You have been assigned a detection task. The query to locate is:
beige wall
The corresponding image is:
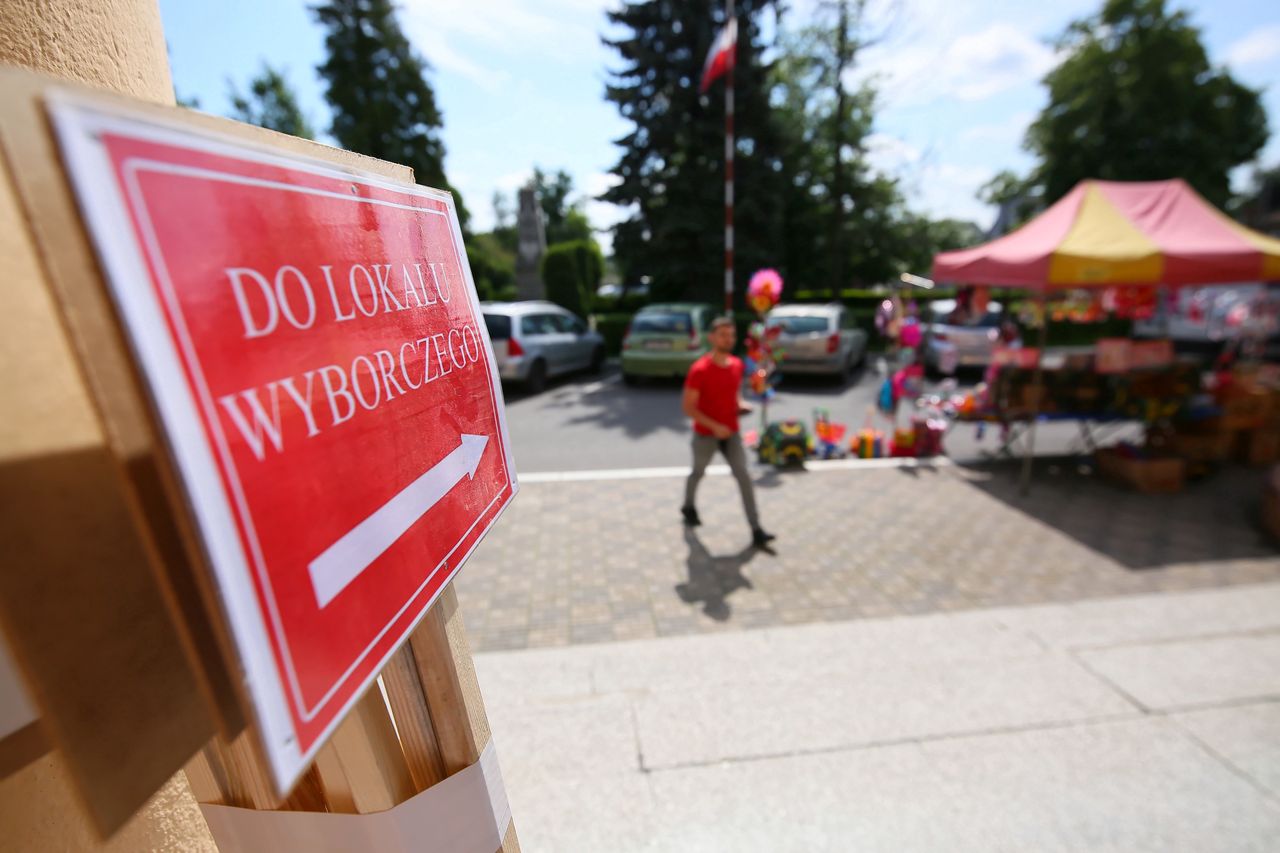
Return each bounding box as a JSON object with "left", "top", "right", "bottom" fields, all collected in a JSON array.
[
  {"left": 0, "top": 756, "right": 215, "bottom": 853},
  {"left": 0, "top": 0, "right": 174, "bottom": 105},
  {"left": 0, "top": 1, "right": 215, "bottom": 849}
]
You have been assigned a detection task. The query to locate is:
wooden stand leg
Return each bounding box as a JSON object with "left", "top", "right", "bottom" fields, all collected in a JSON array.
[
  {"left": 381, "top": 645, "right": 447, "bottom": 790},
  {"left": 320, "top": 689, "right": 416, "bottom": 814},
  {"left": 411, "top": 583, "right": 519, "bottom": 852},
  {"left": 184, "top": 585, "right": 518, "bottom": 848}
]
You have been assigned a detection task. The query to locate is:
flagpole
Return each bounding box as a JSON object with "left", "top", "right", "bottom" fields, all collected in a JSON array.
[{"left": 724, "top": 0, "right": 735, "bottom": 316}]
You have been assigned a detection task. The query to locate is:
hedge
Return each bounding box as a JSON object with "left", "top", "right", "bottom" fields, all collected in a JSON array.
[
  {"left": 594, "top": 308, "right": 1133, "bottom": 357},
  {"left": 594, "top": 312, "right": 633, "bottom": 356},
  {"left": 542, "top": 240, "right": 603, "bottom": 317}
]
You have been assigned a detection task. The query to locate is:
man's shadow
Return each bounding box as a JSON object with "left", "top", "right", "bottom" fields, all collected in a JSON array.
[{"left": 674, "top": 527, "right": 759, "bottom": 622}]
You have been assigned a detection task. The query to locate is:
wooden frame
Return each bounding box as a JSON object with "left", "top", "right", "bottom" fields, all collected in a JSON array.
[{"left": 0, "top": 66, "right": 517, "bottom": 849}]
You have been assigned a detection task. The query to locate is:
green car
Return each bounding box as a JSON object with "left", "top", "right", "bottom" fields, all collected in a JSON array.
[{"left": 620, "top": 303, "right": 717, "bottom": 383}]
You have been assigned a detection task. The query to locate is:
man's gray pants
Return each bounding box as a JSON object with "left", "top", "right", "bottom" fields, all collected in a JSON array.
[{"left": 684, "top": 433, "right": 760, "bottom": 529}]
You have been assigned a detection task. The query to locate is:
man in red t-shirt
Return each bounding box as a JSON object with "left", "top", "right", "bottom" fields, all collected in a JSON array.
[{"left": 682, "top": 317, "right": 775, "bottom": 549}]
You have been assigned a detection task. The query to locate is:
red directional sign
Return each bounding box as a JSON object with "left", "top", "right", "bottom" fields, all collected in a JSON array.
[{"left": 51, "top": 97, "right": 517, "bottom": 790}]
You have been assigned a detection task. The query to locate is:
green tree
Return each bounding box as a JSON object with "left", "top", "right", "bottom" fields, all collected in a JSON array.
[
  {"left": 540, "top": 240, "right": 602, "bottom": 317},
  {"left": 228, "top": 64, "right": 315, "bottom": 139},
  {"left": 895, "top": 216, "right": 983, "bottom": 275},
  {"left": 466, "top": 231, "right": 516, "bottom": 301},
  {"left": 1229, "top": 161, "right": 1280, "bottom": 234},
  {"left": 770, "top": 4, "right": 913, "bottom": 291},
  {"left": 1027, "top": 0, "right": 1268, "bottom": 207},
  {"left": 526, "top": 168, "right": 595, "bottom": 244},
  {"left": 311, "top": 0, "right": 468, "bottom": 225},
  {"left": 531, "top": 167, "right": 572, "bottom": 238},
  {"left": 977, "top": 169, "right": 1039, "bottom": 232},
  {"left": 603, "top": 0, "right": 788, "bottom": 307}
]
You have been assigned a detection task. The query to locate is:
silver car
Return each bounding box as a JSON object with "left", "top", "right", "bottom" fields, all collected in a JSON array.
[
  {"left": 766, "top": 303, "right": 868, "bottom": 380},
  {"left": 923, "top": 299, "right": 1005, "bottom": 375},
  {"left": 482, "top": 301, "right": 606, "bottom": 393}
]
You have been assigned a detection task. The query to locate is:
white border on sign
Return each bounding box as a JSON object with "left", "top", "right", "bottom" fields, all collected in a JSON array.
[{"left": 47, "top": 91, "right": 519, "bottom": 793}]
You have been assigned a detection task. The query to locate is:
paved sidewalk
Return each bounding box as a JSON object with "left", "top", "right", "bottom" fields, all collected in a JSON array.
[
  {"left": 456, "top": 461, "right": 1280, "bottom": 652},
  {"left": 478, "top": 582, "right": 1280, "bottom": 852}
]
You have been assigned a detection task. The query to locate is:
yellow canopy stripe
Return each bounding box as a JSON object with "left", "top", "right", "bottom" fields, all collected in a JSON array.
[{"left": 1047, "top": 184, "right": 1163, "bottom": 285}]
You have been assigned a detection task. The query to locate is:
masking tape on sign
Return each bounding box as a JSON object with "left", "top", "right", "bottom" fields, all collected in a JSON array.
[{"left": 199, "top": 740, "right": 511, "bottom": 852}]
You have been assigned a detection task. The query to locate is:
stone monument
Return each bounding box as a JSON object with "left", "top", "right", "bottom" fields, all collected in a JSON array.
[{"left": 515, "top": 185, "right": 547, "bottom": 301}]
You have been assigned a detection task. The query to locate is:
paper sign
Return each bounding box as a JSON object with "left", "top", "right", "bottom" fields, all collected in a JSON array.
[
  {"left": 51, "top": 95, "right": 517, "bottom": 791},
  {"left": 1095, "top": 338, "right": 1132, "bottom": 374}
]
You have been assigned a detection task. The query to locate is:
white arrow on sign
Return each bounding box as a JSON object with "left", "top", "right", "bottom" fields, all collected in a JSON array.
[{"left": 308, "top": 433, "right": 489, "bottom": 608}]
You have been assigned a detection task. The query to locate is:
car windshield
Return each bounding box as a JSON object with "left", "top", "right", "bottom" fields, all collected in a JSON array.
[
  {"left": 931, "top": 302, "right": 1003, "bottom": 328},
  {"left": 632, "top": 312, "right": 692, "bottom": 334},
  {"left": 483, "top": 313, "right": 511, "bottom": 340},
  {"left": 771, "top": 315, "right": 829, "bottom": 334}
]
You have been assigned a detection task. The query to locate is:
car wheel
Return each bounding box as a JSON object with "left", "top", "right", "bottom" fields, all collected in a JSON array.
[
  {"left": 525, "top": 359, "right": 548, "bottom": 394},
  {"left": 622, "top": 372, "right": 640, "bottom": 387},
  {"left": 589, "top": 346, "right": 605, "bottom": 374}
]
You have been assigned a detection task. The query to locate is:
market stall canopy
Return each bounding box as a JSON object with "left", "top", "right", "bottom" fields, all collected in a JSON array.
[{"left": 932, "top": 179, "right": 1280, "bottom": 288}]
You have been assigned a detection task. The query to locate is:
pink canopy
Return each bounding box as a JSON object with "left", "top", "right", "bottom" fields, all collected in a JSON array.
[{"left": 932, "top": 179, "right": 1280, "bottom": 288}]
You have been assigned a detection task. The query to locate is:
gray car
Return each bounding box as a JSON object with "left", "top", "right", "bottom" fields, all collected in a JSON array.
[
  {"left": 766, "top": 303, "right": 868, "bottom": 380},
  {"left": 482, "top": 301, "right": 606, "bottom": 393},
  {"left": 922, "top": 299, "right": 1004, "bottom": 376}
]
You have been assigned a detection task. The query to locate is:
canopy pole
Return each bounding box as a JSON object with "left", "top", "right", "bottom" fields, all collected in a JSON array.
[
  {"left": 1019, "top": 290, "right": 1048, "bottom": 495},
  {"left": 723, "top": 0, "right": 735, "bottom": 316}
]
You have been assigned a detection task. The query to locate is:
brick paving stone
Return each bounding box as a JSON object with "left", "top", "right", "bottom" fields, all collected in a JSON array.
[{"left": 455, "top": 462, "right": 1280, "bottom": 652}]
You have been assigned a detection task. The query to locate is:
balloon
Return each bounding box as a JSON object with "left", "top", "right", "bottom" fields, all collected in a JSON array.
[{"left": 747, "top": 268, "right": 785, "bottom": 314}]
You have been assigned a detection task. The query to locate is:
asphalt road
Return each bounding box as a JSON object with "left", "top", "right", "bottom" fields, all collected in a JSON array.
[{"left": 500, "top": 358, "right": 1139, "bottom": 474}]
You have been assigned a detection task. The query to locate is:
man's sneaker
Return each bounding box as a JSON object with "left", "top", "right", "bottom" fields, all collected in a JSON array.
[
  {"left": 752, "top": 527, "right": 777, "bottom": 548},
  {"left": 681, "top": 506, "right": 702, "bottom": 527}
]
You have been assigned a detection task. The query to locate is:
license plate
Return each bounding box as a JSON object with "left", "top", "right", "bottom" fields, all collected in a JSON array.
[{"left": 644, "top": 339, "right": 672, "bottom": 350}]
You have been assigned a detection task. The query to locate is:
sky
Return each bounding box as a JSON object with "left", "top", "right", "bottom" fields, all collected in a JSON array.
[{"left": 160, "top": 0, "right": 1280, "bottom": 251}]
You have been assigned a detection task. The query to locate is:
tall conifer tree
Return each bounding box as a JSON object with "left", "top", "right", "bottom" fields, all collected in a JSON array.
[
  {"left": 603, "top": 1, "right": 785, "bottom": 305},
  {"left": 312, "top": 0, "right": 468, "bottom": 226}
]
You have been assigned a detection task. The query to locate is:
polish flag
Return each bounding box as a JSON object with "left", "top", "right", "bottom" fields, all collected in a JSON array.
[{"left": 698, "top": 18, "right": 738, "bottom": 94}]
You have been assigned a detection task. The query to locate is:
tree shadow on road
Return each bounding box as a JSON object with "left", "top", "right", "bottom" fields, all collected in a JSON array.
[
  {"left": 675, "top": 527, "right": 759, "bottom": 621},
  {"left": 548, "top": 371, "right": 689, "bottom": 439}
]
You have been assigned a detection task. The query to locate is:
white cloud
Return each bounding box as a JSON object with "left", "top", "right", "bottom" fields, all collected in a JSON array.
[
  {"left": 959, "top": 110, "right": 1035, "bottom": 145},
  {"left": 865, "top": 21, "right": 1056, "bottom": 106},
  {"left": 577, "top": 172, "right": 624, "bottom": 255},
  {"left": 495, "top": 169, "right": 533, "bottom": 192},
  {"left": 864, "top": 132, "right": 995, "bottom": 227},
  {"left": 948, "top": 24, "right": 1056, "bottom": 99},
  {"left": 399, "top": 0, "right": 606, "bottom": 89},
  {"left": 865, "top": 133, "right": 924, "bottom": 173},
  {"left": 912, "top": 163, "right": 996, "bottom": 227},
  {"left": 582, "top": 171, "right": 620, "bottom": 197},
  {"left": 1226, "top": 24, "right": 1280, "bottom": 67}
]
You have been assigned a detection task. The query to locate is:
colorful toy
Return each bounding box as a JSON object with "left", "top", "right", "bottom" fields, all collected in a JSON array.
[
  {"left": 912, "top": 414, "right": 947, "bottom": 457},
  {"left": 812, "top": 409, "right": 847, "bottom": 459},
  {"left": 758, "top": 419, "right": 810, "bottom": 467},
  {"left": 891, "top": 428, "right": 916, "bottom": 457},
  {"left": 850, "top": 428, "right": 885, "bottom": 459}
]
